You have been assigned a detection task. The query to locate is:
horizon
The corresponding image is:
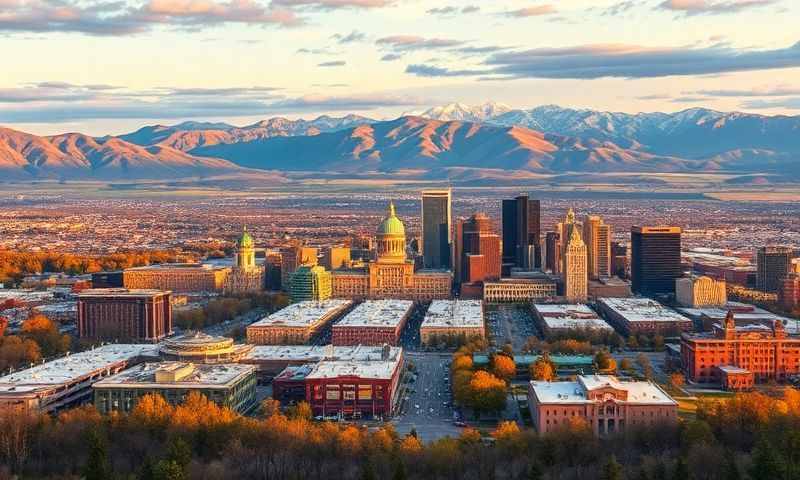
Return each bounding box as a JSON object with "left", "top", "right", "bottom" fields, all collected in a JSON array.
[{"left": 2, "top": 0, "right": 800, "bottom": 136}]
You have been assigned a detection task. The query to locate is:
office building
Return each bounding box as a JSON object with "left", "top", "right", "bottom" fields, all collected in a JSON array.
[
  {"left": 331, "top": 202, "right": 451, "bottom": 300},
  {"left": 587, "top": 277, "right": 632, "bottom": 299},
  {"left": 124, "top": 263, "right": 230, "bottom": 293},
  {"left": 93, "top": 362, "right": 257, "bottom": 415},
  {"left": 779, "top": 273, "right": 800, "bottom": 310},
  {"left": 322, "top": 246, "right": 351, "bottom": 270},
  {"left": 528, "top": 375, "right": 678, "bottom": 436},
  {"left": 460, "top": 212, "right": 501, "bottom": 285},
  {"left": 0, "top": 344, "right": 159, "bottom": 412},
  {"left": 675, "top": 275, "right": 727, "bottom": 307},
  {"left": 681, "top": 312, "right": 800, "bottom": 385},
  {"left": 453, "top": 218, "right": 464, "bottom": 285},
  {"left": 246, "top": 299, "right": 352, "bottom": 345},
  {"left": 757, "top": 246, "right": 794, "bottom": 293},
  {"left": 78, "top": 288, "right": 172, "bottom": 342},
  {"left": 557, "top": 209, "right": 582, "bottom": 262},
  {"left": 584, "top": 216, "right": 611, "bottom": 280},
  {"left": 502, "top": 195, "right": 541, "bottom": 270},
  {"left": 290, "top": 265, "right": 333, "bottom": 302},
  {"left": 596, "top": 297, "right": 693, "bottom": 335},
  {"left": 544, "top": 231, "right": 560, "bottom": 274},
  {"left": 421, "top": 190, "right": 452, "bottom": 269},
  {"left": 264, "top": 253, "right": 282, "bottom": 290},
  {"left": 630, "top": 226, "right": 682, "bottom": 296},
  {"left": 483, "top": 277, "right": 557, "bottom": 303},
  {"left": 331, "top": 299, "right": 414, "bottom": 346},
  {"left": 420, "top": 300, "right": 485, "bottom": 345},
  {"left": 160, "top": 331, "right": 253, "bottom": 364},
  {"left": 281, "top": 245, "right": 318, "bottom": 290},
  {"left": 225, "top": 227, "right": 265, "bottom": 294},
  {"left": 532, "top": 304, "right": 614, "bottom": 336},
  {"left": 563, "top": 227, "right": 588, "bottom": 303},
  {"left": 611, "top": 242, "right": 628, "bottom": 279}
]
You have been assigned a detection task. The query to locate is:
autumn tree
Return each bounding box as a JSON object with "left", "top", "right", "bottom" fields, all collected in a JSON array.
[
  {"left": 468, "top": 370, "right": 507, "bottom": 414},
  {"left": 20, "top": 314, "right": 70, "bottom": 357},
  {"left": 492, "top": 354, "right": 516, "bottom": 382},
  {"left": 636, "top": 353, "right": 654, "bottom": 380},
  {"left": 594, "top": 350, "right": 617, "bottom": 372},
  {"left": 530, "top": 353, "right": 556, "bottom": 381}
]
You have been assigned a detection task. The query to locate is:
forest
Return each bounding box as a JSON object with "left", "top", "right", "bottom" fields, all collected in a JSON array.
[{"left": 2, "top": 385, "right": 800, "bottom": 479}]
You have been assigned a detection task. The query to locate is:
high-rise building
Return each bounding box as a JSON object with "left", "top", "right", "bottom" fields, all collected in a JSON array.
[
  {"left": 453, "top": 218, "right": 464, "bottom": 285},
  {"left": 421, "top": 189, "right": 452, "bottom": 269},
  {"left": 756, "top": 246, "right": 794, "bottom": 293},
  {"left": 584, "top": 216, "right": 611, "bottom": 280},
  {"left": 78, "top": 288, "right": 172, "bottom": 342},
  {"left": 611, "top": 242, "right": 628, "bottom": 279},
  {"left": 630, "top": 226, "right": 682, "bottom": 296},
  {"left": 460, "top": 213, "right": 501, "bottom": 285},
  {"left": 544, "top": 231, "right": 560, "bottom": 274},
  {"left": 675, "top": 275, "right": 727, "bottom": 307},
  {"left": 322, "top": 246, "right": 351, "bottom": 271},
  {"left": 225, "top": 227, "right": 265, "bottom": 294},
  {"left": 280, "top": 245, "right": 318, "bottom": 289},
  {"left": 563, "top": 227, "right": 588, "bottom": 302},
  {"left": 501, "top": 194, "right": 541, "bottom": 270},
  {"left": 289, "top": 265, "right": 333, "bottom": 302}
]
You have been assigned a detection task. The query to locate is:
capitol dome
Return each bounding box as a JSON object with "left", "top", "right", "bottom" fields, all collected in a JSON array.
[
  {"left": 238, "top": 226, "right": 254, "bottom": 248},
  {"left": 376, "top": 201, "right": 405, "bottom": 236}
]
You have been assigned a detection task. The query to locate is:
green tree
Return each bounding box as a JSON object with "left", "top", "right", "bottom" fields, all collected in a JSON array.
[
  {"left": 601, "top": 455, "right": 623, "bottom": 480},
  {"left": 672, "top": 457, "right": 689, "bottom": 480},
  {"left": 392, "top": 460, "right": 407, "bottom": 480},
  {"left": 154, "top": 460, "right": 186, "bottom": 480},
  {"left": 527, "top": 461, "right": 543, "bottom": 480},
  {"left": 83, "top": 428, "right": 111, "bottom": 480},
  {"left": 749, "top": 439, "right": 786, "bottom": 480}
]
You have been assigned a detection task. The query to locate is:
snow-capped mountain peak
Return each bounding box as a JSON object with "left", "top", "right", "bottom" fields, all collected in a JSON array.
[{"left": 409, "top": 101, "right": 513, "bottom": 122}]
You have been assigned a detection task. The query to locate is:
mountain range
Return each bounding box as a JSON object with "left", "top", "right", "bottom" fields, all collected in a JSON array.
[{"left": 1, "top": 103, "right": 798, "bottom": 182}]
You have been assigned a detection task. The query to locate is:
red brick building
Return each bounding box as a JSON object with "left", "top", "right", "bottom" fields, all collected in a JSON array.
[
  {"left": 331, "top": 300, "right": 413, "bottom": 346},
  {"left": 78, "top": 289, "right": 172, "bottom": 342},
  {"left": 460, "top": 213, "right": 501, "bottom": 285},
  {"left": 717, "top": 366, "right": 754, "bottom": 391},
  {"left": 779, "top": 273, "right": 800, "bottom": 311},
  {"left": 681, "top": 311, "right": 800, "bottom": 384}
]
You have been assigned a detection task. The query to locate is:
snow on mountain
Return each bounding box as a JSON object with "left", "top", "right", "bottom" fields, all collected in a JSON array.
[{"left": 408, "top": 102, "right": 513, "bottom": 122}]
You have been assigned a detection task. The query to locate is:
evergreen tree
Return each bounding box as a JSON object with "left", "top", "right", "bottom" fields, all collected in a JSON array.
[
  {"left": 83, "top": 428, "right": 111, "bottom": 480},
  {"left": 749, "top": 439, "right": 786, "bottom": 480},
  {"left": 601, "top": 455, "right": 623, "bottom": 480},
  {"left": 154, "top": 460, "right": 186, "bottom": 480}
]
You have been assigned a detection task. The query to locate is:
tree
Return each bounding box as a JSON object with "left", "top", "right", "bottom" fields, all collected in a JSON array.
[
  {"left": 636, "top": 353, "right": 654, "bottom": 380},
  {"left": 492, "top": 354, "right": 516, "bottom": 382},
  {"left": 749, "top": 438, "right": 786, "bottom": 480},
  {"left": 653, "top": 335, "right": 665, "bottom": 351},
  {"left": 601, "top": 455, "right": 623, "bottom": 480},
  {"left": 669, "top": 373, "right": 685, "bottom": 391},
  {"left": 627, "top": 335, "right": 639, "bottom": 350},
  {"left": 260, "top": 398, "right": 282, "bottom": 418},
  {"left": 530, "top": 354, "right": 556, "bottom": 381},
  {"left": 20, "top": 314, "right": 70, "bottom": 357},
  {"left": 594, "top": 350, "right": 617, "bottom": 372},
  {"left": 286, "top": 401, "right": 313, "bottom": 420},
  {"left": 619, "top": 358, "right": 633, "bottom": 372},
  {"left": 468, "top": 370, "right": 507, "bottom": 413},
  {"left": 154, "top": 460, "right": 186, "bottom": 480},
  {"left": 83, "top": 428, "right": 111, "bottom": 480},
  {"left": 527, "top": 461, "right": 543, "bottom": 480},
  {"left": 392, "top": 460, "right": 407, "bottom": 480},
  {"left": 672, "top": 457, "right": 689, "bottom": 480}
]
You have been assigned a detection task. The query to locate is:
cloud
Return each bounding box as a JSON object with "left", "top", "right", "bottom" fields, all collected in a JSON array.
[
  {"left": 271, "top": 0, "right": 394, "bottom": 9},
  {"left": 484, "top": 41, "right": 800, "bottom": 79},
  {"left": 659, "top": 0, "right": 777, "bottom": 15},
  {"left": 264, "top": 93, "right": 428, "bottom": 111},
  {"left": 741, "top": 97, "right": 800, "bottom": 110},
  {"left": 427, "top": 5, "right": 480, "bottom": 15},
  {"left": 504, "top": 5, "right": 557, "bottom": 17},
  {"left": 689, "top": 86, "right": 800, "bottom": 97},
  {"left": 297, "top": 47, "right": 339, "bottom": 54},
  {"left": 376, "top": 35, "right": 464, "bottom": 51},
  {"left": 601, "top": 0, "right": 639, "bottom": 16},
  {"left": 318, "top": 60, "right": 346, "bottom": 67},
  {"left": 405, "top": 64, "right": 488, "bottom": 77},
  {"left": 454, "top": 45, "right": 508, "bottom": 56},
  {"left": 331, "top": 29, "right": 365, "bottom": 43},
  {"left": 635, "top": 94, "right": 672, "bottom": 100},
  {"left": 670, "top": 96, "right": 707, "bottom": 103},
  {"left": 0, "top": 0, "right": 301, "bottom": 35},
  {"left": 380, "top": 53, "right": 402, "bottom": 61}
]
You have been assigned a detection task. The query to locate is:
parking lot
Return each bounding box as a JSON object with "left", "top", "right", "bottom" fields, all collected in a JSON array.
[
  {"left": 393, "top": 351, "right": 462, "bottom": 442},
  {"left": 485, "top": 304, "right": 537, "bottom": 351}
]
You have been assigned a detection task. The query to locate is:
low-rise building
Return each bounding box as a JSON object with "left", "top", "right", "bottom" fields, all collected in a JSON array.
[
  {"left": 240, "top": 344, "right": 393, "bottom": 380},
  {"left": 93, "top": 362, "right": 257, "bottom": 415},
  {"left": 331, "top": 300, "right": 414, "bottom": 346},
  {"left": 0, "top": 344, "right": 159, "bottom": 412},
  {"left": 123, "top": 263, "right": 231, "bottom": 293},
  {"left": 160, "top": 331, "right": 253, "bottom": 364},
  {"left": 596, "top": 297, "right": 693, "bottom": 335},
  {"left": 78, "top": 288, "right": 172, "bottom": 342},
  {"left": 528, "top": 375, "right": 678, "bottom": 436},
  {"left": 676, "top": 275, "right": 727, "bottom": 307},
  {"left": 246, "top": 299, "right": 353, "bottom": 345},
  {"left": 420, "top": 300, "right": 484, "bottom": 345},
  {"left": 677, "top": 301, "right": 798, "bottom": 334},
  {"left": 587, "top": 277, "right": 632, "bottom": 299},
  {"left": 483, "top": 278, "right": 557, "bottom": 303},
  {"left": 717, "top": 365, "right": 754, "bottom": 391},
  {"left": 532, "top": 304, "right": 614, "bottom": 336}
]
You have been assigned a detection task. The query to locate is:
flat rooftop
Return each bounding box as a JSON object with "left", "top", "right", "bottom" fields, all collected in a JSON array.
[
  {"left": 305, "top": 348, "right": 403, "bottom": 380},
  {"left": 249, "top": 300, "right": 352, "bottom": 328},
  {"left": 78, "top": 288, "right": 170, "bottom": 298},
  {"left": 0, "top": 344, "right": 160, "bottom": 394},
  {"left": 243, "top": 344, "right": 402, "bottom": 363},
  {"left": 93, "top": 362, "right": 254, "bottom": 389},
  {"left": 598, "top": 297, "right": 691, "bottom": 323},
  {"left": 530, "top": 375, "right": 676, "bottom": 405},
  {"left": 125, "top": 263, "right": 229, "bottom": 272},
  {"left": 334, "top": 300, "right": 414, "bottom": 329},
  {"left": 533, "top": 304, "right": 613, "bottom": 331},
  {"left": 422, "top": 300, "right": 484, "bottom": 329},
  {"left": 0, "top": 289, "right": 57, "bottom": 303}
]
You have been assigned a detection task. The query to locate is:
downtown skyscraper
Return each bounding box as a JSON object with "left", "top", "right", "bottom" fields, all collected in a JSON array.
[
  {"left": 584, "top": 215, "right": 611, "bottom": 280},
  {"left": 563, "top": 227, "right": 588, "bottom": 302},
  {"left": 421, "top": 189, "right": 452, "bottom": 269},
  {"left": 501, "top": 194, "right": 541, "bottom": 270},
  {"left": 631, "top": 226, "right": 682, "bottom": 296}
]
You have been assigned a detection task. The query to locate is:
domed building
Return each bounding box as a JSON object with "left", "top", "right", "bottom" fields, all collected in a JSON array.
[
  {"left": 225, "top": 226, "right": 265, "bottom": 294},
  {"left": 331, "top": 201, "right": 452, "bottom": 300},
  {"left": 160, "top": 331, "right": 253, "bottom": 364}
]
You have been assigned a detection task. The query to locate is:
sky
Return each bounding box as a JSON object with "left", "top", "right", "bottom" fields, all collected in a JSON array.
[{"left": 2, "top": 0, "right": 800, "bottom": 135}]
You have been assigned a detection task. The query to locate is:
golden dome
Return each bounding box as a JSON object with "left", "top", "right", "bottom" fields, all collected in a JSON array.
[{"left": 376, "top": 201, "right": 405, "bottom": 236}]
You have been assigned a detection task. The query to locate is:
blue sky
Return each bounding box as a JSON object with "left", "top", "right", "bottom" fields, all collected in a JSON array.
[{"left": 2, "top": 0, "right": 799, "bottom": 135}]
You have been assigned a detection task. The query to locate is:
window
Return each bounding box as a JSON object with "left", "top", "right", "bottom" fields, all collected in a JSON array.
[
  {"left": 358, "top": 385, "right": 372, "bottom": 400},
  {"left": 326, "top": 385, "right": 340, "bottom": 400}
]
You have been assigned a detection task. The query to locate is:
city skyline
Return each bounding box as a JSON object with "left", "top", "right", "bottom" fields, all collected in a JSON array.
[{"left": 1, "top": 0, "right": 799, "bottom": 135}]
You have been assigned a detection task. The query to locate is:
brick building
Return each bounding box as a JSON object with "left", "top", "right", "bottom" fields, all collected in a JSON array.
[
  {"left": 246, "top": 300, "right": 352, "bottom": 345},
  {"left": 681, "top": 311, "right": 800, "bottom": 384},
  {"left": 596, "top": 297, "right": 692, "bottom": 335},
  {"left": 331, "top": 300, "right": 413, "bottom": 346},
  {"left": 420, "top": 300, "right": 485, "bottom": 345},
  {"left": 124, "top": 263, "right": 230, "bottom": 293},
  {"left": 78, "top": 288, "right": 172, "bottom": 342}
]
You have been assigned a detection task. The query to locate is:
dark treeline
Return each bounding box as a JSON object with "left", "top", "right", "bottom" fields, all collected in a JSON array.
[{"left": 2, "top": 389, "right": 800, "bottom": 479}]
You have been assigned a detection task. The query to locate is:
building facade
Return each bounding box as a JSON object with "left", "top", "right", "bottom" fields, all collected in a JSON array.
[
  {"left": 460, "top": 213, "right": 501, "bottom": 285},
  {"left": 544, "top": 231, "right": 561, "bottom": 274},
  {"left": 596, "top": 297, "right": 693, "bottom": 335},
  {"left": 420, "top": 300, "right": 485, "bottom": 345},
  {"left": 225, "top": 227, "right": 265, "bottom": 294},
  {"left": 501, "top": 195, "right": 541, "bottom": 270},
  {"left": 290, "top": 265, "right": 333, "bottom": 302},
  {"left": 331, "top": 299, "right": 413, "bottom": 346},
  {"left": 631, "top": 226, "right": 682, "bottom": 296},
  {"left": 675, "top": 275, "right": 727, "bottom": 307},
  {"left": 681, "top": 312, "right": 800, "bottom": 383},
  {"left": 528, "top": 375, "right": 678, "bottom": 436},
  {"left": 78, "top": 288, "right": 172, "bottom": 342},
  {"left": 584, "top": 216, "right": 611, "bottom": 280},
  {"left": 757, "top": 246, "right": 794, "bottom": 293},
  {"left": 246, "top": 299, "right": 352, "bottom": 345},
  {"left": 322, "top": 247, "right": 351, "bottom": 270},
  {"left": 124, "top": 263, "right": 230, "bottom": 293},
  {"left": 421, "top": 189, "right": 452, "bottom": 269},
  {"left": 281, "top": 245, "right": 318, "bottom": 290},
  {"left": 563, "top": 227, "right": 588, "bottom": 303},
  {"left": 483, "top": 278, "right": 557, "bottom": 303},
  {"left": 779, "top": 273, "right": 800, "bottom": 311}
]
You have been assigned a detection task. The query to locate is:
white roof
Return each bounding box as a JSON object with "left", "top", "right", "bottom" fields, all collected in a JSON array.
[
  {"left": 599, "top": 297, "right": 691, "bottom": 323},
  {"left": 0, "top": 289, "right": 57, "bottom": 303},
  {"left": 531, "top": 375, "right": 676, "bottom": 405},
  {"left": 249, "top": 300, "right": 352, "bottom": 328},
  {"left": 0, "top": 344, "right": 160, "bottom": 393},
  {"left": 334, "top": 300, "right": 414, "bottom": 328},
  {"left": 78, "top": 288, "right": 169, "bottom": 298},
  {"left": 305, "top": 348, "right": 403, "bottom": 380},
  {"left": 421, "top": 300, "right": 483, "bottom": 329},
  {"left": 534, "top": 304, "right": 612, "bottom": 331},
  {"left": 243, "top": 344, "right": 400, "bottom": 363},
  {"left": 717, "top": 365, "right": 750, "bottom": 374},
  {"left": 93, "top": 362, "right": 254, "bottom": 389}
]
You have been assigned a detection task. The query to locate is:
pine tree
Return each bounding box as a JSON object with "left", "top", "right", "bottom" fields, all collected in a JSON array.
[{"left": 83, "top": 428, "right": 111, "bottom": 480}]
